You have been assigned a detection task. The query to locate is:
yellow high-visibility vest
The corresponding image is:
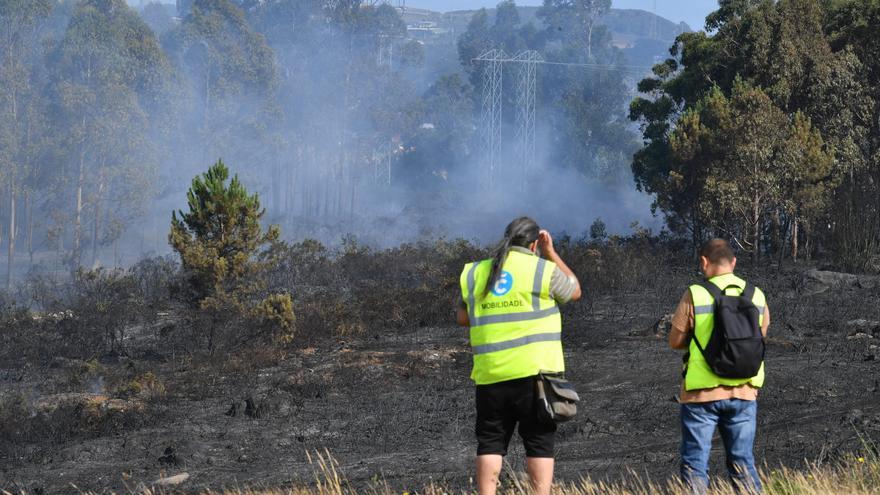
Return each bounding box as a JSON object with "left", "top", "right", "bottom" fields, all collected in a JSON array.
[
  {"left": 460, "top": 250, "right": 564, "bottom": 385},
  {"left": 685, "top": 273, "right": 766, "bottom": 391}
]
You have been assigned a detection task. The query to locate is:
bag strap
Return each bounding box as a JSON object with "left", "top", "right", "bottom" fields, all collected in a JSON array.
[
  {"left": 740, "top": 282, "right": 756, "bottom": 302},
  {"left": 698, "top": 280, "right": 723, "bottom": 300},
  {"left": 692, "top": 280, "right": 726, "bottom": 358}
]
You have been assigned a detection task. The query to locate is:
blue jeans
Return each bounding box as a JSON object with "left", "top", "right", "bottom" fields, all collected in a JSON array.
[{"left": 680, "top": 399, "right": 761, "bottom": 494}]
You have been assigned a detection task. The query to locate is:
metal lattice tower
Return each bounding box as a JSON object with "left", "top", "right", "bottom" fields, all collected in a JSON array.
[
  {"left": 372, "top": 141, "right": 395, "bottom": 186},
  {"left": 477, "top": 49, "right": 505, "bottom": 188},
  {"left": 377, "top": 35, "right": 394, "bottom": 70},
  {"left": 476, "top": 49, "right": 542, "bottom": 189},
  {"left": 512, "top": 50, "right": 541, "bottom": 190}
]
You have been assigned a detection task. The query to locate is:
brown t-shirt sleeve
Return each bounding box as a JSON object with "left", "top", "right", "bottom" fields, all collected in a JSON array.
[{"left": 669, "top": 289, "right": 694, "bottom": 350}]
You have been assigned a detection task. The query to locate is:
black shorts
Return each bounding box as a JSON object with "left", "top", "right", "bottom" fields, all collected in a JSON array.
[{"left": 475, "top": 375, "right": 557, "bottom": 458}]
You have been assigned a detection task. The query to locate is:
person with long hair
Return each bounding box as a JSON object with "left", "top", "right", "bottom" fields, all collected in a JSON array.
[{"left": 456, "top": 216, "right": 582, "bottom": 495}]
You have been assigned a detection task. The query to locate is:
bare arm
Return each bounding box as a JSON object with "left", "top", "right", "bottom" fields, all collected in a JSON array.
[
  {"left": 538, "top": 230, "right": 582, "bottom": 301},
  {"left": 455, "top": 304, "right": 469, "bottom": 327},
  {"left": 762, "top": 305, "right": 770, "bottom": 337}
]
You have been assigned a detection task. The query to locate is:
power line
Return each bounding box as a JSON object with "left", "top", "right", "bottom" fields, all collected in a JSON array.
[
  {"left": 537, "top": 60, "right": 653, "bottom": 72},
  {"left": 474, "top": 54, "right": 654, "bottom": 73}
]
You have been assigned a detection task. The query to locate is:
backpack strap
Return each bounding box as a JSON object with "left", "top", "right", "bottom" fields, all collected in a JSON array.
[
  {"left": 740, "top": 283, "right": 756, "bottom": 302},
  {"left": 690, "top": 281, "right": 718, "bottom": 357},
  {"left": 697, "top": 280, "right": 723, "bottom": 300},
  {"left": 691, "top": 280, "right": 733, "bottom": 357},
  {"left": 700, "top": 280, "right": 750, "bottom": 298}
]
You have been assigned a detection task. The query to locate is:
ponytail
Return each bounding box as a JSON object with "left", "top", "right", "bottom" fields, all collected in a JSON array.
[
  {"left": 484, "top": 216, "right": 540, "bottom": 295},
  {"left": 486, "top": 236, "right": 513, "bottom": 295}
]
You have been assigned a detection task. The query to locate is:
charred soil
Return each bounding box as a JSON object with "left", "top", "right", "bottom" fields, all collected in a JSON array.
[{"left": 1, "top": 245, "right": 879, "bottom": 493}]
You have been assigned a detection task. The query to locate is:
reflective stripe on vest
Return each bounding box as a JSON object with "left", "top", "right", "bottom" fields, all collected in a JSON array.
[
  {"left": 460, "top": 250, "right": 564, "bottom": 385},
  {"left": 685, "top": 273, "right": 767, "bottom": 391}
]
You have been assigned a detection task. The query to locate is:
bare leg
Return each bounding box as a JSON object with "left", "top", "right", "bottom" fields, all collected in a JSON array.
[
  {"left": 526, "top": 457, "right": 554, "bottom": 495},
  {"left": 476, "top": 454, "right": 503, "bottom": 495}
]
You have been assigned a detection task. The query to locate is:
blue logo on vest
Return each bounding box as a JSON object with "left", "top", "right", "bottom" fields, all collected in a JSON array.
[{"left": 491, "top": 271, "right": 514, "bottom": 296}]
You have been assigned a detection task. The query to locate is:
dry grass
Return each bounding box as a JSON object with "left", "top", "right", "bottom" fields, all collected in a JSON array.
[{"left": 18, "top": 448, "right": 870, "bottom": 495}]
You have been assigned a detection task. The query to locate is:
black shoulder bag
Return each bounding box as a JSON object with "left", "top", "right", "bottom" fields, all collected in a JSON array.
[{"left": 536, "top": 372, "right": 579, "bottom": 424}]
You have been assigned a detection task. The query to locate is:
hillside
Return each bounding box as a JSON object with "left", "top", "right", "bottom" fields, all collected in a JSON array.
[{"left": 403, "top": 6, "right": 691, "bottom": 66}]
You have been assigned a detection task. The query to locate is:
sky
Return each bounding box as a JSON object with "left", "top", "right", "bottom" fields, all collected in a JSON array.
[{"left": 404, "top": 0, "right": 719, "bottom": 32}]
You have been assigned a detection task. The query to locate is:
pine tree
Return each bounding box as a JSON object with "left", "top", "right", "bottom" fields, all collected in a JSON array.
[{"left": 170, "top": 159, "right": 294, "bottom": 343}]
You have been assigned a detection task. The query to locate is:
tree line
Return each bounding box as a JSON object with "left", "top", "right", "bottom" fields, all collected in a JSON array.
[
  {"left": 630, "top": 0, "right": 880, "bottom": 270},
  {"left": 0, "top": 0, "right": 644, "bottom": 288}
]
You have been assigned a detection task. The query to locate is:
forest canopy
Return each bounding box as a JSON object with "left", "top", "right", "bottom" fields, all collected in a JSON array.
[
  {"left": 1, "top": 0, "right": 879, "bottom": 292},
  {"left": 0, "top": 0, "right": 655, "bottom": 288},
  {"left": 629, "top": 0, "right": 880, "bottom": 269}
]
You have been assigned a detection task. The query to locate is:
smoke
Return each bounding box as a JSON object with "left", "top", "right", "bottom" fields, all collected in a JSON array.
[
  {"left": 87, "top": 375, "right": 105, "bottom": 395},
  {"left": 104, "top": 2, "right": 662, "bottom": 266}
]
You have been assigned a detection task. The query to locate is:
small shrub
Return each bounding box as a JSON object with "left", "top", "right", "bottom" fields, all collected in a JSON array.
[
  {"left": 65, "top": 359, "right": 106, "bottom": 392},
  {"left": 253, "top": 292, "right": 296, "bottom": 342},
  {"left": 117, "top": 372, "right": 166, "bottom": 400},
  {"left": 589, "top": 217, "right": 608, "bottom": 242},
  {"left": 129, "top": 255, "right": 180, "bottom": 307}
]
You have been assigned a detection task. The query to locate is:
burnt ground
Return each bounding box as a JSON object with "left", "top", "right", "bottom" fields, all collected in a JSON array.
[{"left": 2, "top": 263, "right": 880, "bottom": 493}]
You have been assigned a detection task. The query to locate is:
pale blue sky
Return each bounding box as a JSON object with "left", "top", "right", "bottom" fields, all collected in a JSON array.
[{"left": 405, "top": 0, "right": 718, "bottom": 31}]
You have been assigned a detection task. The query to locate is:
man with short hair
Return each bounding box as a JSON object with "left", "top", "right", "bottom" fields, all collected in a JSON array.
[{"left": 668, "top": 239, "right": 770, "bottom": 494}]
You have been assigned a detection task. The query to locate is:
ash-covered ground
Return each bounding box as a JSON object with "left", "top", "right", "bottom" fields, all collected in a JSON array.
[{"left": 2, "top": 254, "right": 879, "bottom": 493}]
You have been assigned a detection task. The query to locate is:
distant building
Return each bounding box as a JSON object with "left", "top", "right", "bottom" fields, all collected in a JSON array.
[{"left": 406, "top": 21, "right": 451, "bottom": 43}]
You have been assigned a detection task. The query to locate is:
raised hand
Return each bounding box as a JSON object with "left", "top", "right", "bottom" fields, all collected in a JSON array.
[{"left": 538, "top": 229, "right": 555, "bottom": 256}]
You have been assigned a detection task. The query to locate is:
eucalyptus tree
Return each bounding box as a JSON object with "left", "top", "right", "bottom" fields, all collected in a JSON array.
[
  {"left": 245, "top": 0, "right": 417, "bottom": 220},
  {"left": 47, "top": 0, "right": 173, "bottom": 270},
  {"left": 536, "top": 0, "right": 611, "bottom": 60},
  {"left": 165, "top": 0, "right": 278, "bottom": 159},
  {"left": 629, "top": 0, "right": 876, "bottom": 263},
  {"left": 665, "top": 81, "right": 833, "bottom": 260},
  {"left": 0, "top": 0, "right": 53, "bottom": 286},
  {"left": 536, "top": 0, "right": 635, "bottom": 180}
]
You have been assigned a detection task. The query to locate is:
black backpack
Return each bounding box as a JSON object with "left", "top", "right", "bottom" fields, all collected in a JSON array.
[{"left": 692, "top": 281, "right": 765, "bottom": 379}]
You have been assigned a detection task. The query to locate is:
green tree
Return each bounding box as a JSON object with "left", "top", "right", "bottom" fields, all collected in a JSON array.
[
  {"left": 169, "top": 159, "right": 294, "bottom": 344},
  {"left": 246, "top": 0, "right": 417, "bottom": 219},
  {"left": 630, "top": 0, "right": 873, "bottom": 262},
  {"left": 47, "top": 0, "right": 172, "bottom": 270},
  {"left": 694, "top": 83, "right": 789, "bottom": 260},
  {"left": 824, "top": 0, "right": 880, "bottom": 270},
  {"left": 777, "top": 112, "right": 836, "bottom": 260},
  {"left": 537, "top": 0, "right": 634, "bottom": 179},
  {"left": 536, "top": 0, "right": 611, "bottom": 60},
  {"left": 140, "top": 2, "right": 175, "bottom": 36},
  {"left": 663, "top": 81, "right": 834, "bottom": 261},
  {"left": 457, "top": 8, "right": 493, "bottom": 90},
  {"left": 0, "top": 0, "right": 53, "bottom": 287},
  {"left": 164, "top": 0, "right": 279, "bottom": 168}
]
